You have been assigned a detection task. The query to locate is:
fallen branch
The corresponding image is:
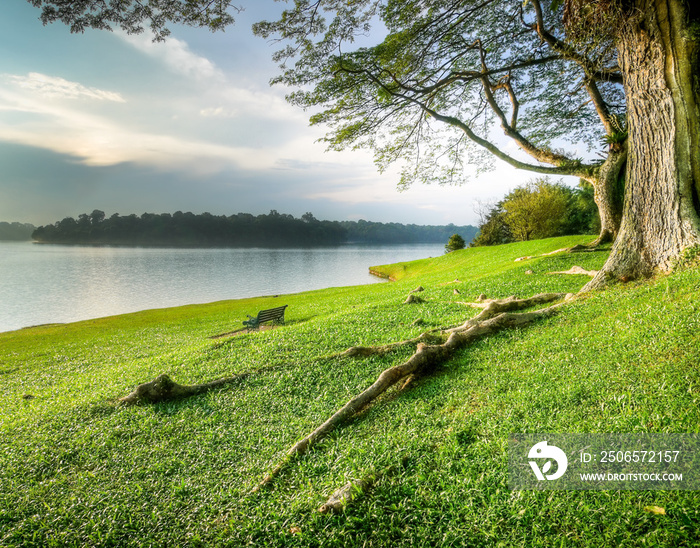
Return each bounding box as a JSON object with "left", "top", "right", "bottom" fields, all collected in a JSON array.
[{"left": 252, "top": 293, "right": 573, "bottom": 492}]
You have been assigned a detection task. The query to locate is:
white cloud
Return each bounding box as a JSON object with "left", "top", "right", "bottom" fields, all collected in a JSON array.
[
  {"left": 119, "top": 32, "right": 224, "bottom": 81},
  {"left": 200, "top": 106, "right": 236, "bottom": 118},
  {"left": 0, "top": 41, "right": 357, "bottom": 182},
  {"left": 5, "top": 73, "right": 125, "bottom": 102},
  {"left": 117, "top": 30, "right": 306, "bottom": 124},
  {"left": 0, "top": 84, "right": 261, "bottom": 170}
]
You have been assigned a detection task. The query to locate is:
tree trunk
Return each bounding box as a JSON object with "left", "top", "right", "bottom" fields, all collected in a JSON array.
[
  {"left": 585, "top": 0, "right": 700, "bottom": 289},
  {"left": 589, "top": 145, "right": 626, "bottom": 245}
]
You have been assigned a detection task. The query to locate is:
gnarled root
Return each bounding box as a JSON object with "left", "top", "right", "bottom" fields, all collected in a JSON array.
[
  {"left": 119, "top": 373, "right": 247, "bottom": 405},
  {"left": 548, "top": 266, "right": 598, "bottom": 277},
  {"left": 318, "top": 474, "right": 378, "bottom": 514},
  {"left": 339, "top": 294, "right": 568, "bottom": 359},
  {"left": 450, "top": 293, "right": 570, "bottom": 332},
  {"left": 339, "top": 331, "right": 443, "bottom": 358},
  {"left": 252, "top": 292, "right": 574, "bottom": 492},
  {"left": 318, "top": 461, "right": 403, "bottom": 513}
]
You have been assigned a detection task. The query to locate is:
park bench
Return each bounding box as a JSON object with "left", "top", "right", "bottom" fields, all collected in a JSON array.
[{"left": 243, "top": 305, "right": 288, "bottom": 331}]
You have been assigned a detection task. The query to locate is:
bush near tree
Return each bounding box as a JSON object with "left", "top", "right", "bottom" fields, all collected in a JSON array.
[
  {"left": 444, "top": 233, "right": 466, "bottom": 253},
  {"left": 471, "top": 178, "right": 599, "bottom": 246}
]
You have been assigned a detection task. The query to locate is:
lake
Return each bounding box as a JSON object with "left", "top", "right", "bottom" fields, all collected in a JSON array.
[{"left": 0, "top": 241, "right": 442, "bottom": 333}]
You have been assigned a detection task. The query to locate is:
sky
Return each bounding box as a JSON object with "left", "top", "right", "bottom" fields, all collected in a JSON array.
[{"left": 0, "top": 1, "right": 565, "bottom": 227}]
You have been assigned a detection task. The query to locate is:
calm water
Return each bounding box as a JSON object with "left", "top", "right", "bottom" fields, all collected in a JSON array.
[{"left": 0, "top": 241, "right": 442, "bottom": 333}]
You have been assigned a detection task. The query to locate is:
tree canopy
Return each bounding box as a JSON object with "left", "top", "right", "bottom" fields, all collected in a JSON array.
[
  {"left": 444, "top": 233, "right": 466, "bottom": 253},
  {"left": 28, "top": 0, "right": 239, "bottom": 40},
  {"left": 254, "top": 0, "right": 622, "bottom": 189},
  {"left": 255, "top": 0, "right": 700, "bottom": 287}
]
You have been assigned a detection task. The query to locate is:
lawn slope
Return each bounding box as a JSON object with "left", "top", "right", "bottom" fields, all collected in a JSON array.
[{"left": 1, "top": 235, "right": 699, "bottom": 547}]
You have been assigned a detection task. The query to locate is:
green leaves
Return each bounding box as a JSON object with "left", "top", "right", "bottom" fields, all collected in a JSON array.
[{"left": 29, "top": 0, "right": 238, "bottom": 40}]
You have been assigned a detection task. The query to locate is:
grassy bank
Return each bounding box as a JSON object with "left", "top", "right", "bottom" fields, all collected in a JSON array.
[{"left": 1, "top": 235, "right": 699, "bottom": 546}]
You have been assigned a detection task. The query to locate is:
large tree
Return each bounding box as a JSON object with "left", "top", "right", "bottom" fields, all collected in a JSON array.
[
  {"left": 28, "top": 0, "right": 700, "bottom": 288},
  {"left": 254, "top": 0, "right": 629, "bottom": 248},
  {"left": 576, "top": 0, "right": 700, "bottom": 288},
  {"left": 253, "top": 0, "right": 699, "bottom": 288}
]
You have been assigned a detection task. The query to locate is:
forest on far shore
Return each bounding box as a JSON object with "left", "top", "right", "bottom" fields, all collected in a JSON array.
[
  {"left": 31, "top": 210, "right": 478, "bottom": 247},
  {"left": 0, "top": 222, "right": 35, "bottom": 241}
]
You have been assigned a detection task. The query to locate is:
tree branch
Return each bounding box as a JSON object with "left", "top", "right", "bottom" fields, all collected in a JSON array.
[
  {"left": 335, "top": 62, "right": 596, "bottom": 179},
  {"left": 528, "top": 0, "right": 622, "bottom": 84}
]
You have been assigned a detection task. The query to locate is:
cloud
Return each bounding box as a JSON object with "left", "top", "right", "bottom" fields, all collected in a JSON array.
[
  {"left": 116, "top": 30, "right": 306, "bottom": 124},
  {"left": 5, "top": 73, "right": 125, "bottom": 102},
  {"left": 0, "top": 83, "right": 268, "bottom": 170},
  {"left": 0, "top": 65, "right": 311, "bottom": 171},
  {"left": 118, "top": 32, "right": 224, "bottom": 81},
  {"left": 200, "top": 106, "right": 236, "bottom": 118},
  {"left": 0, "top": 39, "right": 331, "bottom": 178}
]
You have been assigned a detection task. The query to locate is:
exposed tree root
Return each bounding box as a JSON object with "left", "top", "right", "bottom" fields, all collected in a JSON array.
[
  {"left": 252, "top": 292, "right": 574, "bottom": 493},
  {"left": 514, "top": 244, "right": 592, "bottom": 262},
  {"left": 318, "top": 461, "right": 404, "bottom": 513},
  {"left": 515, "top": 247, "right": 571, "bottom": 261},
  {"left": 548, "top": 266, "right": 599, "bottom": 277},
  {"left": 338, "top": 331, "right": 444, "bottom": 358},
  {"left": 119, "top": 373, "right": 247, "bottom": 405},
  {"left": 451, "top": 292, "right": 570, "bottom": 331},
  {"left": 318, "top": 473, "right": 379, "bottom": 514},
  {"left": 588, "top": 231, "right": 615, "bottom": 248}
]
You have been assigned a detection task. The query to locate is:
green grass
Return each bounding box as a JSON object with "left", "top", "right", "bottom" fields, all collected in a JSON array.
[{"left": 1, "top": 235, "right": 699, "bottom": 547}]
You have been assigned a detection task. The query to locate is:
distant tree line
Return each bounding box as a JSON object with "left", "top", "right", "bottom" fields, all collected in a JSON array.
[
  {"left": 471, "top": 179, "right": 599, "bottom": 247},
  {"left": 339, "top": 219, "right": 477, "bottom": 245},
  {"left": 0, "top": 222, "right": 36, "bottom": 241},
  {"left": 31, "top": 210, "right": 478, "bottom": 247}
]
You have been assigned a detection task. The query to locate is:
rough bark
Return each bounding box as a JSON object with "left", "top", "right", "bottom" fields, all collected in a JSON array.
[
  {"left": 585, "top": 0, "right": 700, "bottom": 289},
  {"left": 589, "top": 145, "right": 627, "bottom": 245}
]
